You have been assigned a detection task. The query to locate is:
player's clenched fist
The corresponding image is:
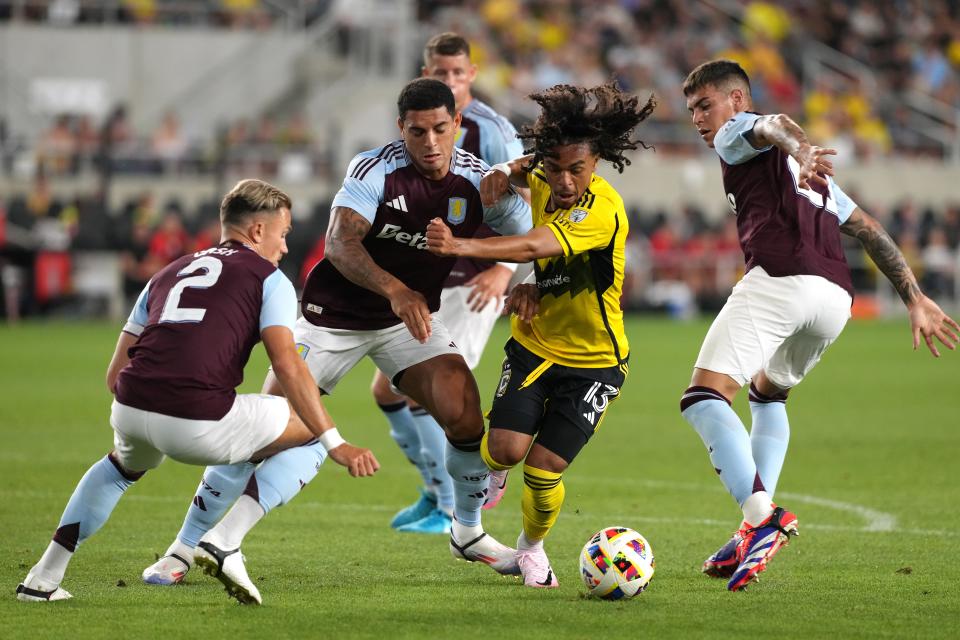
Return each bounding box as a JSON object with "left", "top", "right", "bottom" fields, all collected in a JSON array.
[
  {"left": 426, "top": 218, "right": 459, "bottom": 256},
  {"left": 328, "top": 442, "right": 380, "bottom": 477}
]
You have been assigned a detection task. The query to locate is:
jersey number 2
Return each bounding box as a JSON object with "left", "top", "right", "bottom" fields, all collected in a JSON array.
[{"left": 159, "top": 257, "right": 223, "bottom": 323}]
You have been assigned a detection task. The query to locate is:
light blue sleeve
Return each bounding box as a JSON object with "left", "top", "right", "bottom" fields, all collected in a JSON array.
[
  {"left": 713, "top": 112, "right": 773, "bottom": 165},
  {"left": 479, "top": 118, "right": 525, "bottom": 166},
  {"left": 330, "top": 152, "right": 386, "bottom": 224},
  {"left": 828, "top": 177, "right": 858, "bottom": 224},
  {"left": 483, "top": 190, "right": 532, "bottom": 237},
  {"left": 260, "top": 270, "right": 298, "bottom": 333},
  {"left": 122, "top": 281, "right": 151, "bottom": 336}
]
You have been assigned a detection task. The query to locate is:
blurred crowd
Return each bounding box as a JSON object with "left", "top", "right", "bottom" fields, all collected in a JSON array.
[
  {"left": 420, "top": 0, "right": 960, "bottom": 159},
  {"left": 3, "top": 0, "right": 960, "bottom": 320},
  {"left": 3, "top": 176, "right": 959, "bottom": 320},
  {"left": 0, "top": 0, "right": 333, "bottom": 28}
]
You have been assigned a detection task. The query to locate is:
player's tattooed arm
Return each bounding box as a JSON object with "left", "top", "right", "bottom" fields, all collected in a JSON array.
[
  {"left": 841, "top": 207, "right": 920, "bottom": 306},
  {"left": 325, "top": 207, "right": 403, "bottom": 298},
  {"left": 325, "top": 206, "right": 433, "bottom": 342},
  {"left": 843, "top": 207, "right": 960, "bottom": 356},
  {"left": 750, "top": 114, "right": 835, "bottom": 189}
]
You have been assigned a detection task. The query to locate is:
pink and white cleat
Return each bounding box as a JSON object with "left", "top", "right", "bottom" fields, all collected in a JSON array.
[
  {"left": 482, "top": 470, "right": 509, "bottom": 511},
  {"left": 516, "top": 545, "right": 558, "bottom": 588}
]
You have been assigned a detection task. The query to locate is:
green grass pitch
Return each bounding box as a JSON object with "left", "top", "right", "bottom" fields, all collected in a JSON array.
[{"left": 1, "top": 317, "right": 958, "bottom": 638}]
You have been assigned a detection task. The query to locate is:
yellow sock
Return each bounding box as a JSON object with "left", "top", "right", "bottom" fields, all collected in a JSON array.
[
  {"left": 521, "top": 464, "right": 565, "bottom": 541},
  {"left": 480, "top": 431, "right": 513, "bottom": 471}
]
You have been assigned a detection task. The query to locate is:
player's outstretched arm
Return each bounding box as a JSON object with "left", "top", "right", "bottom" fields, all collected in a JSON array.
[
  {"left": 841, "top": 207, "right": 960, "bottom": 357},
  {"left": 750, "top": 114, "right": 836, "bottom": 189},
  {"left": 325, "top": 206, "right": 432, "bottom": 342},
  {"left": 262, "top": 326, "right": 380, "bottom": 476},
  {"left": 426, "top": 218, "right": 561, "bottom": 262}
]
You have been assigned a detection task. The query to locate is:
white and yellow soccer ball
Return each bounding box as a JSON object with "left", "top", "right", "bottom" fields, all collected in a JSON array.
[{"left": 579, "top": 526, "right": 655, "bottom": 599}]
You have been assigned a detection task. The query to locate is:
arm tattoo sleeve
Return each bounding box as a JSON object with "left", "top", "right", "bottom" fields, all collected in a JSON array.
[
  {"left": 325, "top": 207, "right": 398, "bottom": 297},
  {"left": 842, "top": 210, "right": 921, "bottom": 306}
]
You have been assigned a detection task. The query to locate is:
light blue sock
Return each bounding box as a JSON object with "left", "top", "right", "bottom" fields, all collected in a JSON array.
[
  {"left": 177, "top": 462, "right": 256, "bottom": 547},
  {"left": 246, "top": 440, "right": 328, "bottom": 514},
  {"left": 411, "top": 408, "right": 455, "bottom": 511},
  {"left": 381, "top": 402, "right": 434, "bottom": 490},
  {"left": 749, "top": 401, "right": 790, "bottom": 497},
  {"left": 444, "top": 439, "right": 489, "bottom": 527},
  {"left": 51, "top": 455, "right": 138, "bottom": 552},
  {"left": 681, "top": 390, "right": 757, "bottom": 505},
  {"left": 33, "top": 455, "right": 140, "bottom": 584}
]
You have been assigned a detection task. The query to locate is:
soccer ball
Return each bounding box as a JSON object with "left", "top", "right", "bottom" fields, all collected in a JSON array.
[{"left": 579, "top": 526, "right": 655, "bottom": 599}]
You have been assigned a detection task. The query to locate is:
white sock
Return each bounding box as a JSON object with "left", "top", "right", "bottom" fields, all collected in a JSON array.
[
  {"left": 209, "top": 495, "right": 265, "bottom": 550},
  {"left": 165, "top": 538, "right": 196, "bottom": 566},
  {"left": 32, "top": 541, "right": 74, "bottom": 585},
  {"left": 741, "top": 491, "right": 774, "bottom": 527},
  {"left": 517, "top": 531, "right": 543, "bottom": 552},
  {"left": 451, "top": 517, "right": 482, "bottom": 542}
]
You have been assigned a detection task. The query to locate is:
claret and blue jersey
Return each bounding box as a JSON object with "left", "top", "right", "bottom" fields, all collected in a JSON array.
[
  {"left": 713, "top": 111, "right": 858, "bottom": 298},
  {"left": 116, "top": 241, "right": 297, "bottom": 421},
  {"left": 300, "top": 141, "right": 531, "bottom": 330}
]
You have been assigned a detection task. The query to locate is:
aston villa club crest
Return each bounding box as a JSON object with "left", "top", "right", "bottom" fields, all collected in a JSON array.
[{"left": 447, "top": 197, "right": 467, "bottom": 225}]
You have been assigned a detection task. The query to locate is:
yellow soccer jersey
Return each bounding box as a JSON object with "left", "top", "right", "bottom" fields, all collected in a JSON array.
[{"left": 512, "top": 167, "right": 629, "bottom": 368}]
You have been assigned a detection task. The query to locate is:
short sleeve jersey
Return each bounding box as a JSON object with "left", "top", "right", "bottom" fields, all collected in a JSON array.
[
  {"left": 714, "top": 111, "right": 857, "bottom": 298},
  {"left": 514, "top": 166, "right": 629, "bottom": 368},
  {"left": 445, "top": 98, "right": 526, "bottom": 287},
  {"left": 301, "top": 142, "right": 531, "bottom": 330},
  {"left": 115, "top": 241, "right": 297, "bottom": 420}
]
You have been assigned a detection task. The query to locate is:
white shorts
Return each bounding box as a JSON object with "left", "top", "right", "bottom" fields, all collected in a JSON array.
[
  {"left": 437, "top": 285, "right": 503, "bottom": 370},
  {"left": 695, "top": 266, "right": 852, "bottom": 389},
  {"left": 110, "top": 394, "right": 290, "bottom": 472},
  {"left": 291, "top": 315, "right": 461, "bottom": 394}
]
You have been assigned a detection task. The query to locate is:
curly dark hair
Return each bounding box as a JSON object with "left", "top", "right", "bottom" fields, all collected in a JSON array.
[{"left": 518, "top": 82, "right": 656, "bottom": 174}]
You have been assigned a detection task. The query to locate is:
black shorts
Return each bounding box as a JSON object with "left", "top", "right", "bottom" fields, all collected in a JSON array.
[{"left": 487, "top": 339, "right": 627, "bottom": 463}]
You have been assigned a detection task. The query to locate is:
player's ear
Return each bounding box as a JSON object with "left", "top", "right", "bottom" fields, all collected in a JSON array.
[
  {"left": 468, "top": 63, "right": 478, "bottom": 83},
  {"left": 397, "top": 116, "right": 405, "bottom": 134},
  {"left": 453, "top": 111, "right": 462, "bottom": 128},
  {"left": 420, "top": 65, "right": 429, "bottom": 78}
]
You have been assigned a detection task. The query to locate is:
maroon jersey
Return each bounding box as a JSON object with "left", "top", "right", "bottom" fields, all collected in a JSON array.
[
  {"left": 115, "top": 241, "right": 297, "bottom": 420},
  {"left": 301, "top": 142, "right": 530, "bottom": 330},
  {"left": 716, "top": 112, "right": 855, "bottom": 298}
]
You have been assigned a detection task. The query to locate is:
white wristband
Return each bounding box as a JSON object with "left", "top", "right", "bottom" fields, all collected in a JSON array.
[
  {"left": 491, "top": 162, "right": 511, "bottom": 177},
  {"left": 495, "top": 261, "right": 519, "bottom": 272},
  {"left": 318, "top": 427, "right": 346, "bottom": 451}
]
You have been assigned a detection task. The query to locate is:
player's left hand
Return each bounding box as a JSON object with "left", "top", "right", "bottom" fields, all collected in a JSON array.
[
  {"left": 426, "top": 218, "right": 458, "bottom": 256},
  {"left": 505, "top": 283, "right": 539, "bottom": 323},
  {"left": 465, "top": 264, "right": 513, "bottom": 313},
  {"left": 328, "top": 442, "right": 381, "bottom": 477},
  {"left": 908, "top": 294, "right": 960, "bottom": 357}
]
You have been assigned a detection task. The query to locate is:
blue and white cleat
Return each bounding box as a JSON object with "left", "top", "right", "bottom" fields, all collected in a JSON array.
[
  {"left": 395, "top": 508, "right": 452, "bottom": 534},
  {"left": 702, "top": 530, "right": 742, "bottom": 578},
  {"left": 390, "top": 488, "right": 437, "bottom": 529},
  {"left": 728, "top": 506, "right": 799, "bottom": 592},
  {"left": 142, "top": 553, "right": 191, "bottom": 585}
]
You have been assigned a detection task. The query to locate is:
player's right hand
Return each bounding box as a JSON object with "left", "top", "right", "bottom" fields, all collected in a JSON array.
[
  {"left": 389, "top": 287, "right": 433, "bottom": 343},
  {"left": 480, "top": 169, "right": 510, "bottom": 206},
  {"left": 505, "top": 283, "right": 539, "bottom": 323},
  {"left": 795, "top": 143, "right": 836, "bottom": 189},
  {"left": 328, "top": 443, "right": 380, "bottom": 477}
]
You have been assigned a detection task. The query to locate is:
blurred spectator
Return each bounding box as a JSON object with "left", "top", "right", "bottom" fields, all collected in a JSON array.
[{"left": 151, "top": 110, "right": 189, "bottom": 173}]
